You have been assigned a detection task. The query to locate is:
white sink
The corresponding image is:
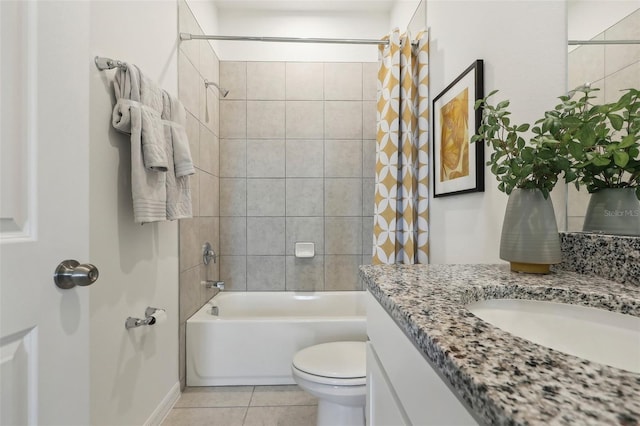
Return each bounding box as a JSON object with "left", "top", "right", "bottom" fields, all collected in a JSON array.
[{"left": 467, "top": 298, "right": 640, "bottom": 373}]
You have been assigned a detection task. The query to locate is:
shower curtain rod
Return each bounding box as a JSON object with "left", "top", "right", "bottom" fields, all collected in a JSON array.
[
  {"left": 179, "top": 32, "right": 419, "bottom": 46},
  {"left": 568, "top": 39, "right": 640, "bottom": 45}
]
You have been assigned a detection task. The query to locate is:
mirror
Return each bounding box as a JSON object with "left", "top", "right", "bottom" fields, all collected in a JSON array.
[{"left": 566, "top": 2, "right": 639, "bottom": 232}]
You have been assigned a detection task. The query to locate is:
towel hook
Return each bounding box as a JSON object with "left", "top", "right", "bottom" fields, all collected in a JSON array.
[{"left": 95, "top": 56, "right": 128, "bottom": 71}]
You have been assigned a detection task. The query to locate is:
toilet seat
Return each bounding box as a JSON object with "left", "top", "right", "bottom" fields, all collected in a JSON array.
[{"left": 292, "top": 341, "right": 366, "bottom": 386}]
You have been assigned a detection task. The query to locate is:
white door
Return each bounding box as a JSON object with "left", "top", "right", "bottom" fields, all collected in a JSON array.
[{"left": 1, "top": 2, "right": 91, "bottom": 425}]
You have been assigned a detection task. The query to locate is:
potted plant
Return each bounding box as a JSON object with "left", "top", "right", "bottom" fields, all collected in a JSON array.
[
  {"left": 542, "top": 85, "right": 640, "bottom": 236},
  {"left": 471, "top": 90, "right": 569, "bottom": 273}
]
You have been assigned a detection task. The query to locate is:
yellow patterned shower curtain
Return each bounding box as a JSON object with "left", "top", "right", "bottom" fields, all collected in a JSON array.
[{"left": 372, "top": 28, "right": 429, "bottom": 265}]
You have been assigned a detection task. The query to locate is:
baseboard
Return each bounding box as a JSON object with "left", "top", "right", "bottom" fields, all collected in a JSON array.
[{"left": 144, "top": 381, "right": 181, "bottom": 426}]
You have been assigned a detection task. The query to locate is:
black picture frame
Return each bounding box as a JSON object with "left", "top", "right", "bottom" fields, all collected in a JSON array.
[{"left": 432, "top": 59, "right": 484, "bottom": 197}]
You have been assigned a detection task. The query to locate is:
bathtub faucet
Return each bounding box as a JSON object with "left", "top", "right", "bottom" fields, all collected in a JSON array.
[{"left": 202, "top": 280, "right": 225, "bottom": 290}]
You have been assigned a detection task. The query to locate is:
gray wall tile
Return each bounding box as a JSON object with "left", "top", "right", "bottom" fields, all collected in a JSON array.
[
  {"left": 247, "top": 139, "right": 285, "bottom": 177},
  {"left": 325, "top": 178, "right": 362, "bottom": 216},
  {"left": 604, "top": 10, "right": 640, "bottom": 77},
  {"left": 286, "top": 62, "right": 324, "bottom": 100},
  {"left": 362, "top": 139, "right": 376, "bottom": 178},
  {"left": 199, "top": 173, "right": 219, "bottom": 217},
  {"left": 220, "top": 61, "right": 247, "bottom": 100},
  {"left": 247, "top": 217, "right": 286, "bottom": 255},
  {"left": 185, "top": 111, "right": 200, "bottom": 169},
  {"left": 362, "top": 101, "right": 377, "bottom": 140},
  {"left": 325, "top": 101, "right": 363, "bottom": 139},
  {"left": 325, "top": 140, "right": 363, "bottom": 177},
  {"left": 362, "top": 178, "right": 375, "bottom": 217},
  {"left": 286, "top": 101, "right": 324, "bottom": 139},
  {"left": 604, "top": 62, "right": 640, "bottom": 103},
  {"left": 220, "top": 100, "right": 247, "bottom": 138},
  {"left": 178, "top": 52, "right": 201, "bottom": 116},
  {"left": 324, "top": 255, "right": 363, "bottom": 291},
  {"left": 286, "top": 256, "right": 324, "bottom": 291},
  {"left": 325, "top": 217, "right": 362, "bottom": 255},
  {"left": 285, "top": 140, "right": 324, "bottom": 177},
  {"left": 220, "top": 178, "right": 246, "bottom": 217},
  {"left": 220, "top": 255, "right": 247, "bottom": 291},
  {"left": 179, "top": 217, "right": 200, "bottom": 271},
  {"left": 215, "top": 59, "right": 378, "bottom": 294},
  {"left": 362, "top": 62, "right": 378, "bottom": 101},
  {"left": 285, "top": 217, "right": 324, "bottom": 255},
  {"left": 362, "top": 216, "right": 374, "bottom": 256},
  {"left": 247, "top": 101, "right": 285, "bottom": 139},
  {"left": 179, "top": 265, "right": 203, "bottom": 322},
  {"left": 220, "top": 139, "right": 246, "bottom": 177},
  {"left": 247, "top": 179, "right": 286, "bottom": 216},
  {"left": 220, "top": 217, "right": 247, "bottom": 255},
  {"left": 286, "top": 178, "right": 324, "bottom": 216},
  {"left": 247, "top": 256, "right": 286, "bottom": 291},
  {"left": 324, "top": 63, "right": 362, "bottom": 100},
  {"left": 199, "top": 124, "right": 218, "bottom": 175},
  {"left": 247, "top": 62, "right": 286, "bottom": 100},
  {"left": 178, "top": 2, "right": 200, "bottom": 71}
]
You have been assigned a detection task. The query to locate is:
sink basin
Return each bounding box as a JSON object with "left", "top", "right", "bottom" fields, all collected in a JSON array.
[{"left": 467, "top": 298, "right": 640, "bottom": 373}]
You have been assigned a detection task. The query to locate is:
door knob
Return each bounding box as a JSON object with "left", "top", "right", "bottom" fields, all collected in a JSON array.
[{"left": 54, "top": 260, "right": 99, "bottom": 289}]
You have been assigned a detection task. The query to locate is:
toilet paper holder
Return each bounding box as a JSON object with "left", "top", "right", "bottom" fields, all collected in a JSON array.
[{"left": 125, "top": 307, "right": 166, "bottom": 329}]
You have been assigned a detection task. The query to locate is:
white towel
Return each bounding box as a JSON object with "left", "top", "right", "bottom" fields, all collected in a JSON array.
[
  {"left": 162, "top": 91, "right": 195, "bottom": 220},
  {"left": 111, "top": 64, "right": 168, "bottom": 223}
]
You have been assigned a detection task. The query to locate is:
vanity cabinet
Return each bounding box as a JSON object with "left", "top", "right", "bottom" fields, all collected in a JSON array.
[{"left": 366, "top": 292, "right": 477, "bottom": 426}]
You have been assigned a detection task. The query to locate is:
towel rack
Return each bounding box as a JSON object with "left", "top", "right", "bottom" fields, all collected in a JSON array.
[{"left": 95, "top": 56, "right": 127, "bottom": 71}]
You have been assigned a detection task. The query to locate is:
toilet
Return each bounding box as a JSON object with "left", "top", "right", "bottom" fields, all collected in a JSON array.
[{"left": 291, "top": 341, "right": 367, "bottom": 426}]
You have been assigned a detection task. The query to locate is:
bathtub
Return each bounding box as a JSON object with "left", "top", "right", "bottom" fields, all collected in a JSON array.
[{"left": 186, "top": 291, "right": 367, "bottom": 386}]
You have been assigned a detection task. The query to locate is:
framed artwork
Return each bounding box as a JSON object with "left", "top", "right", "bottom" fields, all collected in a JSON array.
[{"left": 432, "top": 59, "right": 484, "bottom": 197}]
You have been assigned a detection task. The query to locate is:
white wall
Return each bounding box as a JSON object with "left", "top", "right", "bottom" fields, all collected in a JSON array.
[
  {"left": 427, "top": 0, "right": 568, "bottom": 264},
  {"left": 89, "top": 2, "right": 180, "bottom": 425},
  {"left": 568, "top": 0, "right": 639, "bottom": 44},
  {"left": 187, "top": 1, "right": 422, "bottom": 62}
]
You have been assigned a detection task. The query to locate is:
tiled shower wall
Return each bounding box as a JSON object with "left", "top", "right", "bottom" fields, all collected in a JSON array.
[
  {"left": 567, "top": 9, "right": 640, "bottom": 231},
  {"left": 218, "top": 61, "right": 378, "bottom": 292},
  {"left": 177, "top": 0, "right": 221, "bottom": 390}
]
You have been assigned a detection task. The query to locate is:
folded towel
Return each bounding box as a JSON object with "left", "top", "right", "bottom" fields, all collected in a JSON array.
[
  {"left": 112, "top": 64, "right": 167, "bottom": 223},
  {"left": 162, "top": 91, "right": 195, "bottom": 221}
]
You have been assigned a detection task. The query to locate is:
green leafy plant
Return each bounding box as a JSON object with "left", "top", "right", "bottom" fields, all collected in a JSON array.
[
  {"left": 471, "top": 90, "right": 570, "bottom": 199},
  {"left": 540, "top": 85, "right": 640, "bottom": 200}
]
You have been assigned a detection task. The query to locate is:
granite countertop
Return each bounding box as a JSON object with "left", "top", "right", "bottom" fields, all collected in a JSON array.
[{"left": 359, "top": 264, "right": 640, "bottom": 426}]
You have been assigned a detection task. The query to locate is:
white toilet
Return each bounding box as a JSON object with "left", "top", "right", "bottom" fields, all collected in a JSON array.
[{"left": 291, "top": 341, "right": 367, "bottom": 426}]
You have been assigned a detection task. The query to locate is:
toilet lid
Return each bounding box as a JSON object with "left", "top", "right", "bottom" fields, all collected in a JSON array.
[{"left": 293, "top": 341, "right": 366, "bottom": 379}]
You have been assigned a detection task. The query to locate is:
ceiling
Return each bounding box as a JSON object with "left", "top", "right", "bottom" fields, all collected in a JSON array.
[{"left": 212, "top": 0, "right": 398, "bottom": 12}]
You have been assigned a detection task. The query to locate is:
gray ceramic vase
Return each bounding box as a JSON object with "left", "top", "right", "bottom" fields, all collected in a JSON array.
[
  {"left": 583, "top": 187, "right": 640, "bottom": 236},
  {"left": 499, "top": 188, "right": 562, "bottom": 274}
]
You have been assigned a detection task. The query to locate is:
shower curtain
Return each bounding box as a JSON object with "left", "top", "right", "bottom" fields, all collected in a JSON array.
[{"left": 372, "top": 28, "right": 429, "bottom": 265}]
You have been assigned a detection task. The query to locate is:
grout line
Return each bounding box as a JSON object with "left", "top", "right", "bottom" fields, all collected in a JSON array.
[{"left": 242, "top": 387, "right": 256, "bottom": 423}]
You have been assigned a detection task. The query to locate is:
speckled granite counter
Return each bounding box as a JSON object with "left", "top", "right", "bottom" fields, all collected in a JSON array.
[
  {"left": 359, "top": 264, "right": 640, "bottom": 426},
  {"left": 558, "top": 233, "right": 640, "bottom": 287}
]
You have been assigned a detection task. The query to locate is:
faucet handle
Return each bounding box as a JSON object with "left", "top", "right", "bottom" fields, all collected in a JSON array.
[
  {"left": 201, "top": 280, "right": 225, "bottom": 290},
  {"left": 203, "top": 242, "right": 216, "bottom": 264}
]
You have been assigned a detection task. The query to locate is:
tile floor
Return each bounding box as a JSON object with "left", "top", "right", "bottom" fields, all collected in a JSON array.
[{"left": 161, "top": 385, "right": 318, "bottom": 426}]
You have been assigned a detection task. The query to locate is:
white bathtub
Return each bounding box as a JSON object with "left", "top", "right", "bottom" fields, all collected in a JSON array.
[{"left": 186, "top": 291, "right": 367, "bottom": 386}]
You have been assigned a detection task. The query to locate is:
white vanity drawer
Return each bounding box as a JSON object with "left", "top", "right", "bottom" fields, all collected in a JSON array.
[{"left": 366, "top": 292, "right": 477, "bottom": 425}]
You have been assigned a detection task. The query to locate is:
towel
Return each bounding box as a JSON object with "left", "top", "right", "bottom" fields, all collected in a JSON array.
[
  {"left": 162, "top": 91, "right": 195, "bottom": 220},
  {"left": 111, "top": 63, "right": 168, "bottom": 223}
]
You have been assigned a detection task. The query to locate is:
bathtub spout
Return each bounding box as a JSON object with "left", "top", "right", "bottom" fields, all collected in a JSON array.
[{"left": 202, "top": 280, "right": 225, "bottom": 290}]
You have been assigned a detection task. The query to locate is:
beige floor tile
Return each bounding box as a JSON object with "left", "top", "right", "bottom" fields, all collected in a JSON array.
[
  {"left": 174, "top": 386, "right": 254, "bottom": 408},
  {"left": 243, "top": 405, "right": 317, "bottom": 426},
  {"left": 250, "top": 385, "right": 318, "bottom": 407},
  {"left": 162, "top": 407, "right": 247, "bottom": 426}
]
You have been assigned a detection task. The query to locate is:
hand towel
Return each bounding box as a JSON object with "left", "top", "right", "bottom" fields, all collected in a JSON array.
[
  {"left": 162, "top": 91, "right": 195, "bottom": 221},
  {"left": 111, "top": 64, "right": 167, "bottom": 223}
]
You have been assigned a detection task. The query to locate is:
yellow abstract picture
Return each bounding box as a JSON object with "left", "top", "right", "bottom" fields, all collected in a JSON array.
[
  {"left": 432, "top": 59, "right": 483, "bottom": 197},
  {"left": 439, "top": 88, "right": 470, "bottom": 182}
]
